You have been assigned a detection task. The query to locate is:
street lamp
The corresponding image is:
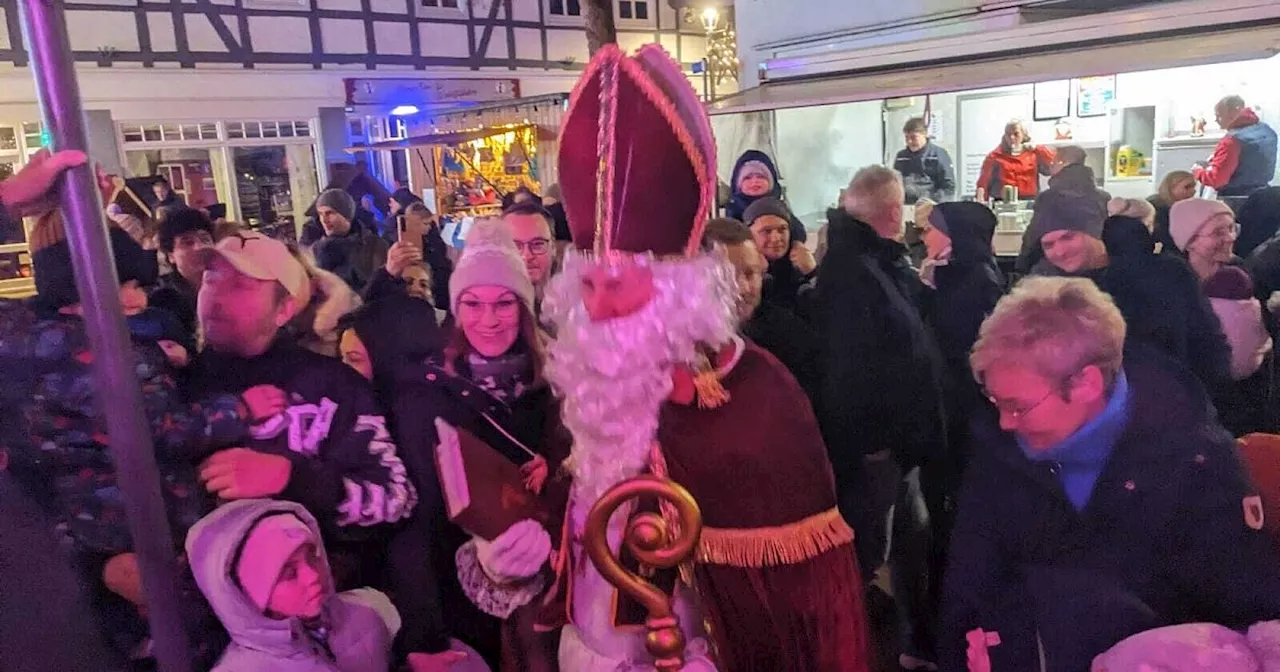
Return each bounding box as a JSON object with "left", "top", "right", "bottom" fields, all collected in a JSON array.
[{"left": 700, "top": 6, "right": 720, "bottom": 32}]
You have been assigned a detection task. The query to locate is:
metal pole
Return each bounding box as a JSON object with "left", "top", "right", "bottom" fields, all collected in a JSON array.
[{"left": 17, "top": 3, "right": 193, "bottom": 672}]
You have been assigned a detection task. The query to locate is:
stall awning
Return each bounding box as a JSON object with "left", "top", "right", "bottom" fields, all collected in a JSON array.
[
  {"left": 346, "top": 126, "right": 523, "bottom": 153},
  {"left": 710, "top": 23, "right": 1280, "bottom": 115}
]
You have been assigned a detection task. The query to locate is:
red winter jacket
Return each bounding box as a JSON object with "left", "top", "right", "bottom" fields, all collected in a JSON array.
[{"left": 978, "top": 145, "right": 1056, "bottom": 200}]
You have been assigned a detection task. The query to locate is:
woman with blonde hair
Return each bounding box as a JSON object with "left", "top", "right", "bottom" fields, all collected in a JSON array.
[{"left": 1150, "top": 170, "right": 1197, "bottom": 251}]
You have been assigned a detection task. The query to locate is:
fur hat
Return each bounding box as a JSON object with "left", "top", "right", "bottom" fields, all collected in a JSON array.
[
  {"left": 1170, "top": 198, "right": 1234, "bottom": 251},
  {"left": 448, "top": 218, "right": 534, "bottom": 313},
  {"left": 315, "top": 189, "right": 356, "bottom": 223}
]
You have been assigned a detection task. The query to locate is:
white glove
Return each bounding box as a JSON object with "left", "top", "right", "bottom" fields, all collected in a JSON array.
[{"left": 474, "top": 519, "right": 552, "bottom": 584}]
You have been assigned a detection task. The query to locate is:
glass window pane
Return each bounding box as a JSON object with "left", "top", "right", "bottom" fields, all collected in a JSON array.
[
  {"left": 444, "top": 0, "right": 458, "bottom": 6},
  {"left": 142, "top": 126, "right": 162, "bottom": 141},
  {"left": 200, "top": 123, "right": 220, "bottom": 139},
  {"left": 160, "top": 124, "right": 181, "bottom": 140},
  {"left": 619, "top": 1, "right": 632, "bottom": 19},
  {"left": 0, "top": 128, "right": 17, "bottom": 151},
  {"left": 635, "top": 1, "right": 647, "bottom": 19},
  {"left": 180, "top": 124, "right": 200, "bottom": 139},
  {"left": 124, "top": 148, "right": 227, "bottom": 211},
  {"left": 550, "top": 0, "right": 564, "bottom": 14},
  {"left": 262, "top": 122, "right": 279, "bottom": 138},
  {"left": 294, "top": 122, "right": 311, "bottom": 137},
  {"left": 233, "top": 144, "right": 318, "bottom": 242},
  {"left": 245, "top": 122, "right": 262, "bottom": 139},
  {"left": 226, "top": 122, "right": 244, "bottom": 139},
  {"left": 279, "top": 122, "right": 295, "bottom": 138}
]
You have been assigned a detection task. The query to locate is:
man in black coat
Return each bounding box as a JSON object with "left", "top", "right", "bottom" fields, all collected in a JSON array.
[
  {"left": 815, "top": 166, "right": 947, "bottom": 668},
  {"left": 702, "top": 218, "right": 821, "bottom": 402},
  {"left": 1031, "top": 191, "right": 1232, "bottom": 391},
  {"left": 941, "top": 276, "right": 1280, "bottom": 671}
]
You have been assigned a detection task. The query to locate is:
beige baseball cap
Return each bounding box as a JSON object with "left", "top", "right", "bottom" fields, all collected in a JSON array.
[{"left": 206, "top": 230, "right": 312, "bottom": 306}]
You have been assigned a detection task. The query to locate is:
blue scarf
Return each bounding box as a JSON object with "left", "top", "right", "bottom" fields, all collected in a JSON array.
[{"left": 1019, "top": 371, "right": 1131, "bottom": 511}]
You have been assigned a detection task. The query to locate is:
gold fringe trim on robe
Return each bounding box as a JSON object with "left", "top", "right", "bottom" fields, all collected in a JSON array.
[{"left": 696, "top": 507, "right": 854, "bottom": 568}]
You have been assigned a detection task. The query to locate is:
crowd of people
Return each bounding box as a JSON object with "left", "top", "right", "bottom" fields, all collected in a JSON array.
[{"left": 3, "top": 46, "right": 1280, "bottom": 672}]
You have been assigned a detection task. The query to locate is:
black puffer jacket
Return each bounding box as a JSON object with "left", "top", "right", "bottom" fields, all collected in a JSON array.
[{"left": 814, "top": 208, "right": 947, "bottom": 478}]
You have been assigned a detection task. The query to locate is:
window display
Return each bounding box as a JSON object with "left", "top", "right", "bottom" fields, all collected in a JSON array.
[
  {"left": 233, "top": 144, "right": 318, "bottom": 241},
  {"left": 125, "top": 148, "right": 229, "bottom": 210}
]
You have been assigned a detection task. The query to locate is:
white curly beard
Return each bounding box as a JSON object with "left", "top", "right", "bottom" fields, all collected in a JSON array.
[{"left": 542, "top": 251, "right": 738, "bottom": 526}]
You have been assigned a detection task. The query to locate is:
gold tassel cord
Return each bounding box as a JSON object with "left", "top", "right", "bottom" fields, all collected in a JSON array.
[
  {"left": 692, "top": 352, "right": 730, "bottom": 410},
  {"left": 696, "top": 508, "right": 855, "bottom": 569}
]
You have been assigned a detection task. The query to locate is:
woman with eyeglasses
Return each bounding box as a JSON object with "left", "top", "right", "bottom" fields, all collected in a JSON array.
[
  {"left": 378, "top": 218, "right": 567, "bottom": 672},
  {"left": 1171, "top": 199, "right": 1274, "bottom": 433}
]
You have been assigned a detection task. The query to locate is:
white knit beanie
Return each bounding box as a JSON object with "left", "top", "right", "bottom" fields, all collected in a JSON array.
[
  {"left": 449, "top": 218, "right": 535, "bottom": 313},
  {"left": 1169, "top": 198, "right": 1234, "bottom": 251}
]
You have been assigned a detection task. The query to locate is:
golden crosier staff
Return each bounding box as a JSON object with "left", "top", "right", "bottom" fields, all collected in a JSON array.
[{"left": 584, "top": 475, "right": 704, "bottom": 671}]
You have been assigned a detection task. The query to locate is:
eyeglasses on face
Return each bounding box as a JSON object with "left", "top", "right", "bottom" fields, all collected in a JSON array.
[
  {"left": 457, "top": 297, "right": 520, "bottom": 319},
  {"left": 983, "top": 369, "right": 1083, "bottom": 420},
  {"left": 514, "top": 238, "right": 551, "bottom": 256},
  {"left": 985, "top": 387, "right": 1055, "bottom": 420}
]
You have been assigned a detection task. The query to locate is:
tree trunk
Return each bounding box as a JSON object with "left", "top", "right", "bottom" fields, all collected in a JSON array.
[{"left": 582, "top": 0, "right": 616, "bottom": 55}]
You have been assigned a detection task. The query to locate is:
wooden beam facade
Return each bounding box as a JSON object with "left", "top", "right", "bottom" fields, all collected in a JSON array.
[{"left": 0, "top": 0, "right": 706, "bottom": 72}]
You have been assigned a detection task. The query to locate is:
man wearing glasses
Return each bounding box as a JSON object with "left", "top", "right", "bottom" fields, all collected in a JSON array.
[
  {"left": 939, "top": 276, "right": 1280, "bottom": 671},
  {"left": 501, "top": 201, "right": 557, "bottom": 316}
]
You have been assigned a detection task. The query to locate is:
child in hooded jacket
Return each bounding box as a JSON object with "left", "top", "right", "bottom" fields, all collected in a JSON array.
[{"left": 187, "top": 499, "right": 401, "bottom": 672}]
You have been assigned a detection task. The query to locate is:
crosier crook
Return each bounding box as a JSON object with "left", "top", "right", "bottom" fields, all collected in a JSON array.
[{"left": 583, "top": 475, "right": 704, "bottom": 671}]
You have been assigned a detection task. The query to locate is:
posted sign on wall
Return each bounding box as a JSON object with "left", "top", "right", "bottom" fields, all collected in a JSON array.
[{"left": 345, "top": 78, "right": 521, "bottom": 109}]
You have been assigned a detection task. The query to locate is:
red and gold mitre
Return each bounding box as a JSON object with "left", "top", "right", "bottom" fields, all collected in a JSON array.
[{"left": 557, "top": 44, "right": 717, "bottom": 258}]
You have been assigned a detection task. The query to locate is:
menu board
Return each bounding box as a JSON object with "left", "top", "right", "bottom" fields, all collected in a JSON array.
[{"left": 1077, "top": 76, "right": 1116, "bottom": 118}]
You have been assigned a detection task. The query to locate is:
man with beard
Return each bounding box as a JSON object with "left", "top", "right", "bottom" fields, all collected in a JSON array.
[{"left": 454, "top": 44, "right": 870, "bottom": 672}]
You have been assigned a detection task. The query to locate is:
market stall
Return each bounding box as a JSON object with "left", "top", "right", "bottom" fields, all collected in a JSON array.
[
  {"left": 706, "top": 0, "right": 1280, "bottom": 252},
  {"left": 352, "top": 122, "right": 548, "bottom": 247}
]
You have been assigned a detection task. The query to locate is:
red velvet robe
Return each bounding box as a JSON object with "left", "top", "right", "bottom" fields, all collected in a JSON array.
[{"left": 658, "top": 341, "right": 872, "bottom": 672}]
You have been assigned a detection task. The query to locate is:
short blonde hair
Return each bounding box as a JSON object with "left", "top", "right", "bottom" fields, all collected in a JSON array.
[
  {"left": 1107, "top": 197, "right": 1157, "bottom": 231},
  {"left": 971, "top": 276, "right": 1126, "bottom": 388},
  {"left": 844, "top": 165, "right": 904, "bottom": 223}
]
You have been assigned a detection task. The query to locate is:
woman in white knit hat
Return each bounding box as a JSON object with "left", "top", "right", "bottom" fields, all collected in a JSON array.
[{"left": 382, "top": 217, "right": 565, "bottom": 672}]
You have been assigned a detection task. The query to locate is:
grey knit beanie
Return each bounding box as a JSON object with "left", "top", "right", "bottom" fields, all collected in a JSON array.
[
  {"left": 316, "top": 189, "right": 357, "bottom": 223},
  {"left": 1030, "top": 189, "right": 1107, "bottom": 244}
]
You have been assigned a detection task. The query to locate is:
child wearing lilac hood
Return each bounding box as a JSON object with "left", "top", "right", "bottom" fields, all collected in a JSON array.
[{"left": 186, "top": 499, "right": 399, "bottom": 672}]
